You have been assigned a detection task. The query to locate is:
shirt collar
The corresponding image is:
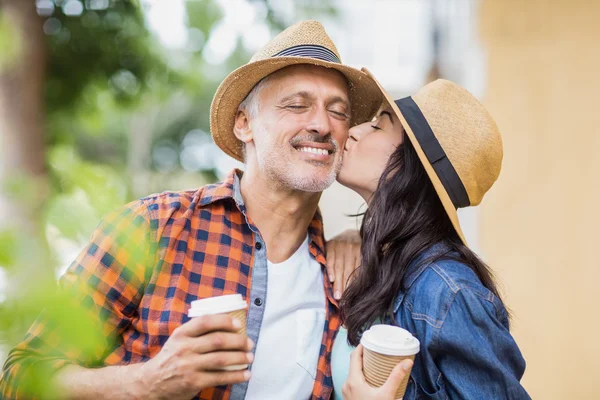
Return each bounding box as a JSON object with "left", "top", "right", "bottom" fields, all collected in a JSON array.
[
  {"left": 307, "top": 208, "right": 326, "bottom": 263},
  {"left": 393, "top": 242, "right": 452, "bottom": 313},
  {"left": 198, "top": 169, "right": 240, "bottom": 207},
  {"left": 198, "top": 169, "right": 327, "bottom": 259}
]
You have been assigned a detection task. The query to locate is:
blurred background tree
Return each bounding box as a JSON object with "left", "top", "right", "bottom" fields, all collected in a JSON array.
[{"left": 0, "top": 0, "right": 337, "bottom": 366}]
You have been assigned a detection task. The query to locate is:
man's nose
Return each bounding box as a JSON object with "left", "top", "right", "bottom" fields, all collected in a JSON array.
[{"left": 305, "top": 106, "right": 332, "bottom": 136}]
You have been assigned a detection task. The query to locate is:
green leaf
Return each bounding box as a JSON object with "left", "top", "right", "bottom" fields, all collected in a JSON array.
[{"left": 0, "top": 230, "right": 17, "bottom": 267}]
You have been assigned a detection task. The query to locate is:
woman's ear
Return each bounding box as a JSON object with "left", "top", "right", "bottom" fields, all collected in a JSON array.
[{"left": 233, "top": 109, "right": 253, "bottom": 144}]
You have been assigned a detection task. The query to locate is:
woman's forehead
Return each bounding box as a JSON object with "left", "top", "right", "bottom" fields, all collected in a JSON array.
[
  {"left": 379, "top": 101, "right": 395, "bottom": 113},
  {"left": 370, "top": 102, "right": 385, "bottom": 121},
  {"left": 371, "top": 101, "right": 393, "bottom": 120}
]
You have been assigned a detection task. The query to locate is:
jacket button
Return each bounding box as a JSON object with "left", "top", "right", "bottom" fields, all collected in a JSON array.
[
  {"left": 255, "top": 242, "right": 262, "bottom": 250},
  {"left": 254, "top": 298, "right": 263, "bottom": 306}
]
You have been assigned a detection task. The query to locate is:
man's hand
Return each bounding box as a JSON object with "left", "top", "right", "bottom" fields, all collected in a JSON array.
[
  {"left": 326, "top": 229, "right": 361, "bottom": 300},
  {"left": 342, "top": 345, "right": 413, "bottom": 400},
  {"left": 136, "top": 314, "right": 254, "bottom": 400}
]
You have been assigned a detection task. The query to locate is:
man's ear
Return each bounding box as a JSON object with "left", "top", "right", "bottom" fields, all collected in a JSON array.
[{"left": 233, "top": 109, "right": 253, "bottom": 144}]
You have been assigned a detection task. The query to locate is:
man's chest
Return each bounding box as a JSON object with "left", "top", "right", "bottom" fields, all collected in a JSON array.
[
  {"left": 244, "top": 238, "right": 327, "bottom": 399},
  {"left": 138, "top": 256, "right": 252, "bottom": 334}
]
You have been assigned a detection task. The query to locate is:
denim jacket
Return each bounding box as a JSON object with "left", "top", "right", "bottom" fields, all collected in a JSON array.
[{"left": 386, "top": 243, "right": 531, "bottom": 399}]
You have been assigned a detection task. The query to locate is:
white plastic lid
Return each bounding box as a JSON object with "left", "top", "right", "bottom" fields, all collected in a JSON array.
[
  {"left": 360, "top": 324, "right": 420, "bottom": 356},
  {"left": 188, "top": 294, "right": 247, "bottom": 317}
]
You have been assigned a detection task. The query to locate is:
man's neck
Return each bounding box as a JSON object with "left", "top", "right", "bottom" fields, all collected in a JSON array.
[{"left": 240, "top": 167, "right": 321, "bottom": 263}]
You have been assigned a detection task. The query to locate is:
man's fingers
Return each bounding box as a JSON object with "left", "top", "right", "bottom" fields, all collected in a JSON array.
[
  {"left": 201, "top": 369, "right": 252, "bottom": 388},
  {"left": 326, "top": 243, "right": 337, "bottom": 283},
  {"left": 197, "top": 350, "right": 254, "bottom": 371},
  {"left": 347, "top": 344, "right": 366, "bottom": 382},
  {"left": 190, "top": 332, "right": 253, "bottom": 354},
  {"left": 175, "top": 314, "right": 240, "bottom": 337},
  {"left": 380, "top": 359, "right": 413, "bottom": 395}
]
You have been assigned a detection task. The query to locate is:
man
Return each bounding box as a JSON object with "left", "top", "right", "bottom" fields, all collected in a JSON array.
[{"left": 0, "top": 21, "right": 380, "bottom": 399}]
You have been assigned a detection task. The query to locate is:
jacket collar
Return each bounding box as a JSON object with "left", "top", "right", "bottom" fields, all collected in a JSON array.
[{"left": 393, "top": 242, "right": 453, "bottom": 313}]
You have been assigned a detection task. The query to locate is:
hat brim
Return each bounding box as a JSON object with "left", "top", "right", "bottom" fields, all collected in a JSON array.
[
  {"left": 211, "top": 57, "right": 383, "bottom": 161},
  {"left": 361, "top": 68, "right": 468, "bottom": 246}
]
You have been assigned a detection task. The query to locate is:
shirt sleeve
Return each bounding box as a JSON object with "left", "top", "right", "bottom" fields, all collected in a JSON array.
[
  {"left": 432, "top": 288, "right": 531, "bottom": 400},
  {"left": 0, "top": 199, "right": 154, "bottom": 400}
]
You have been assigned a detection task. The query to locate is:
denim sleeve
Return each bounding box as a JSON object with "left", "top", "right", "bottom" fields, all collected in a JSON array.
[{"left": 433, "top": 289, "right": 531, "bottom": 400}]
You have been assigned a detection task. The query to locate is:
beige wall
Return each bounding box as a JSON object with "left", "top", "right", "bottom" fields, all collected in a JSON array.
[{"left": 480, "top": 0, "right": 600, "bottom": 398}]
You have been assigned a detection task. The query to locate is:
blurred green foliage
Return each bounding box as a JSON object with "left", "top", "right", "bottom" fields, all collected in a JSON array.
[
  {"left": 47, "top": 144, "right": 129, "bottom": 239},
  {"left": 45, "top": 0, "right": 161, "bottom": 116},
  {"left": 0, "top": 278, "right": 109, "bottom": 398},
  {"left": 0, "top": 11, "right": 23, "bottom": 71}
]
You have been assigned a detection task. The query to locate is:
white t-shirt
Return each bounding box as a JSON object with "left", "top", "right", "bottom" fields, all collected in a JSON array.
[{"left": 245, "top": 235, "right": 326, "bottom": 400}]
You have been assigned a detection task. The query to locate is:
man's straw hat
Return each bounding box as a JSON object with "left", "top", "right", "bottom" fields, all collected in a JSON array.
[
  {"left": 362, "top": 69, "right": 503, "bottom": 245},
  {"left": 210, "top": 20, "right": 382, "bottom": 161}
]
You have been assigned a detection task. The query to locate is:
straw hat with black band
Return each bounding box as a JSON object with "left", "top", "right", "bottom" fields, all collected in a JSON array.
[
  {"left": 210, "top": 20, "right": 382, "bottom": 162},
  {"left": 361, "top": 69, "right": 503, "bottom": 245}
]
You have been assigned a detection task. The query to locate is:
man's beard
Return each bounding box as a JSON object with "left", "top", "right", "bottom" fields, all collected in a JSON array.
[{"left": 254, "top": 125, "right": 342, "bottom": 193}]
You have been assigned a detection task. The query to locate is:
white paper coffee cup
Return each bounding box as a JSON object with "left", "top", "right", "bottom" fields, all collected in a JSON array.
[
  {"left": 360, "top": 325, "right": 420, "bottom": 399},
  {"left": 188, "top": 294, "right": 248, "bottom": 370}
]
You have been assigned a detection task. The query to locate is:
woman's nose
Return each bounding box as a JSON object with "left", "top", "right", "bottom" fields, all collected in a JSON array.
[{"left": 348, "top": 121, "right": 372, "bottom": 141}]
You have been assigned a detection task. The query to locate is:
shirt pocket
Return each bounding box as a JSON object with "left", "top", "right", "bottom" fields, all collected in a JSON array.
[
  {"left": 296, "top": 309, "right": 326, "bottom": 379},
  {"left": 412, "top": 376, "right": 448, "bottom": 400}
]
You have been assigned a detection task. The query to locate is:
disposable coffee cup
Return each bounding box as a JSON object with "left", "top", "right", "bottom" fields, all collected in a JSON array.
[
  {"left": 188, "top": 294, "right": 248, "bottom": 370},
  {"left": 360, "top": 324, "right": 420, "bottom": 399}
]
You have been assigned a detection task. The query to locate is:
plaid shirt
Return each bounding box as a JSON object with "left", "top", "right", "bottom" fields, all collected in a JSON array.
[{"left": 0, "top": 170, "right": 341, "bottom": 400}]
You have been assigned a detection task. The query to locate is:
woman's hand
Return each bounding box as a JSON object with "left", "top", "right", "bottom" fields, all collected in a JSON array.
[
  {"left": 342, "top": 345, "right": 413, "bottom": 400},
  {"left": 325, "top": 229, "right": 361, "bottom": 300}
]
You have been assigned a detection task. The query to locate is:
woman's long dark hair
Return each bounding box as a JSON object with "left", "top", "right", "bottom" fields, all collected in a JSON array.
[{"left": 341, "top": 138, "right": 505, "bottom": 346}]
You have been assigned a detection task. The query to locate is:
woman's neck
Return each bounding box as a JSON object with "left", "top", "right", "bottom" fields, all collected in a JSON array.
[{"left": 359, "top": 188, "right": 375, "bottom": 205}]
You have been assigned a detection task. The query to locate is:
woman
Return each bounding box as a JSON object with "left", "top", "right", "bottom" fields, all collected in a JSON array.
[{"left": 331, "top": 71, "right": 530, "bottom": 399}]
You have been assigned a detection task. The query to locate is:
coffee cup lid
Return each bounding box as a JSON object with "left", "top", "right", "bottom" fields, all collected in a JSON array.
[
  {"left": 360, "top": 324, "right": 420, "bottom": 356},
  {"left": 188, "top": 294, "right": 247, "bottom": 317}
]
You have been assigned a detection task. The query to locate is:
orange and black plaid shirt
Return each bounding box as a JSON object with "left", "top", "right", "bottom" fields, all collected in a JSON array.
[{"left": 0, "top": 170, "right": 341, "bottom": 400}]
